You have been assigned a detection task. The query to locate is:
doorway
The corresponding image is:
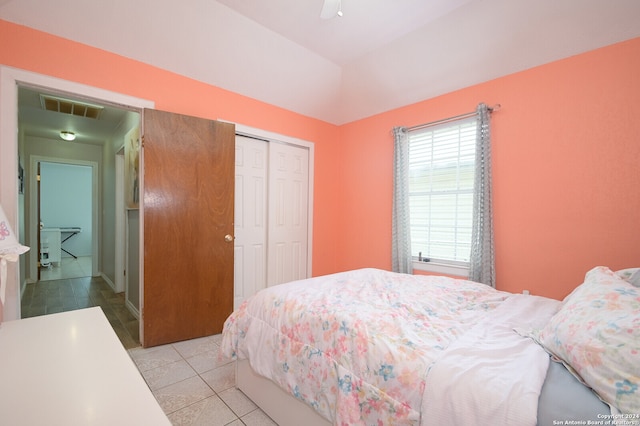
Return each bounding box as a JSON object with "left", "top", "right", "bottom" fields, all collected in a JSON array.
[
  {"left": 38, "top": 161, "right": 94, "bottom": 281},
  {"left": 20, "top": 88, "right": 135, "bottom": 290},
  {"left": 0, "top": 65, "right": 154, "bottom": 321}
]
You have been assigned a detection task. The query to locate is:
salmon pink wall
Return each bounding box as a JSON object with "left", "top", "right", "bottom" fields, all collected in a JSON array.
[
  {"left": 0, "top": 20, "right": 342, "bottom": 276},
  {"left": 2, "top": 20, "right": 639, "bottom": 300},
  {"left": 338, "top": 37, "right": 640, "bottom": 300}
]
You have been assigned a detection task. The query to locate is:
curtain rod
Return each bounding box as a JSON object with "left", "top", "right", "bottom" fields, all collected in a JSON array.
[{"left": 406, "top": 103, "right": 501, "bottom": 132}]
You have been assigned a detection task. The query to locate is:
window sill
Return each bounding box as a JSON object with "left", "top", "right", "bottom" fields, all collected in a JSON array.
[{"left": 412, "top": 260, "right": 469, "bottom": 278}]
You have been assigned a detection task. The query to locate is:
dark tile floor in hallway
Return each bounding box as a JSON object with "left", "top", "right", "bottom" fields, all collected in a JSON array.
[{"left": 20, "top": 276, "right": 140, "bottom": 349}]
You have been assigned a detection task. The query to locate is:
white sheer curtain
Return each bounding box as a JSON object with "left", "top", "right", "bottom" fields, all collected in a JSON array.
[
  {"left": 392, "top": 104, "right": 495, "bottom": 285},
  {"left": 469, "top": 103, "right": 495, "bottom": 286},
  {"left": 392, "top": 126, "right": 412, "bottom": 274}
]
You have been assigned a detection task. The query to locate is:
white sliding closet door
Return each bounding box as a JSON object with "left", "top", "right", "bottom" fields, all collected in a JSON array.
[
  {"left": 268, "top": 141, "right": 309, "bottom": 286},
  {"left": 234, "top": 136, "right": 310, "bottom": 308},
  {"left": 234, "top": 136, "right": 268, "bottom": 309}
]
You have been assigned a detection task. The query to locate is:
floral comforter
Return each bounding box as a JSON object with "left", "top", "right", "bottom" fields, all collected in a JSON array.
[{"left": 219, "top": 268, "right": 557, "bottom": 425}]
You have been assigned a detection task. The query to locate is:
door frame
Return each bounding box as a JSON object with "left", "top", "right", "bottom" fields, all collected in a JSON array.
[
  {"left": 0, "top": 65, "right": 154, "bottom": 320},
  {"left": 115, "top": 146, "right": 126, "bottom": 294},
  {"left": 29, "top": 157, "right": 98, "bottom": 280}
]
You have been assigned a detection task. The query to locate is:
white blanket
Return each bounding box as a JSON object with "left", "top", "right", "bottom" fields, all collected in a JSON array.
[{"left": 422, "top": 294, "right": 561, "bottom": 426}]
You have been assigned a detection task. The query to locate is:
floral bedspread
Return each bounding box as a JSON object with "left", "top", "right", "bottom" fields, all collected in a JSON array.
[{"left": 219, "top": 268, "right": 513, "bottom": 425}]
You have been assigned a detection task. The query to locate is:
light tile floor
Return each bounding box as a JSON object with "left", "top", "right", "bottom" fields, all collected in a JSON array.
[
  {"left": 40, "top": 255, "right": 92, "bottom": 281},
  {"left": 128, "top": 336, "right": 277, "bottom": 426}
]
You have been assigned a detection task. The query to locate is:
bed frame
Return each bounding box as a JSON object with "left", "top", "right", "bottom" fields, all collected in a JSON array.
[
  {"left": 237, "top": 359, "right": 612, "bottom": 426},
  {"left": 237, "top": 359, "right": 331, "bottom": 426}
]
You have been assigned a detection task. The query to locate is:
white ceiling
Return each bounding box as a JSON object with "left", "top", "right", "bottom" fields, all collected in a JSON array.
[
  {"left": 215, "top": 0, "right": 474, "bottom": 66},
  {"left": 3, "top": 0, "right": 640, "bottom": 128}
]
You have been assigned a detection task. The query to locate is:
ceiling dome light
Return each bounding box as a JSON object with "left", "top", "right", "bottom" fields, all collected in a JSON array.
[{"left": 60, "top": 131, "right": 76, "bottom": 141}]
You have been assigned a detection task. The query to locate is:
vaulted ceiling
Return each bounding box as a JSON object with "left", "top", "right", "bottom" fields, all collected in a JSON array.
[{"left": 2, "top": 0, "right": 640, "bottom": 125}]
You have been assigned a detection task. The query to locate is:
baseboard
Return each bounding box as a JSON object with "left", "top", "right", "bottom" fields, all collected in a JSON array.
[
  {"left": 125, "top": 299, "right": 140, "bottom": 320},
  {"left": 100, "top": 272, "right": 139, "bottom": 320},
  {"left": 20, "top": 278, "right": 33, "bottom": 298},
  {"left": 100, "top": 272, "right": 117, "bottom": 293}
]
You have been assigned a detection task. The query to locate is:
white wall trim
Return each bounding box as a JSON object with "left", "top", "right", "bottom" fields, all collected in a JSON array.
[
  {"left": 412, "top": 260, "right": 469, "bottom": 277},
  {"left": 100, "top": 272, "right": 116, "bottom": 293},
  {"left": 29, "top": 156, "right": 99, "bottom": 281},
  {"left": 115, "top": 146, "right": 125, "bottom": 293},
  {"left": 126, "top": 298, "right": 140, "bottom": 320}
]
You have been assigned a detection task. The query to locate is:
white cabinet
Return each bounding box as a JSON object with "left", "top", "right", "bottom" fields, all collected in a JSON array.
[{"left": 40, "top": 228, "right": 61, "bottom": 266}]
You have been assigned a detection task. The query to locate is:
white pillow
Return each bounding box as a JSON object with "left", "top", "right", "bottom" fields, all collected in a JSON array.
[{"left": 535, "top": 267, "right": 640, "bottom": 414}]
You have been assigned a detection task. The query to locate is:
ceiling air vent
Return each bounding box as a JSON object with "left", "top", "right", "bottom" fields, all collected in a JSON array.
[{"left": 40, "top": 94, "right": 104, "bottom": 119}]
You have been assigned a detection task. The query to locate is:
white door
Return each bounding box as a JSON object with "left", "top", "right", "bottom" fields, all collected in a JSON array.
[
  {"left": 234, "top": 136, "right": 268, "bottom": 309},
  {"left": 268, "top": 141, "right": 309, "bottom": 286},
  {"left": 234, "top": 136, "right": 311, "bottom": 307}
]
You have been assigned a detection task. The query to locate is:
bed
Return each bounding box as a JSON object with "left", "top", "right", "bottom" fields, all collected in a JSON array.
[{"left": 219, "top": 267, "right": 639, "bottom": 426}]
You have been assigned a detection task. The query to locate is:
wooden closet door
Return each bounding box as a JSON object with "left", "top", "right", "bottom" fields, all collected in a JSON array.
[{"left": 142, "top": 109, "right": 235, "bottom": 347}]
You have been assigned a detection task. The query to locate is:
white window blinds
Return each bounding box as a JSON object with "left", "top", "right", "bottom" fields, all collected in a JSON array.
[{"left": 408, "top": 117, "right": 476, "bottom": 263}]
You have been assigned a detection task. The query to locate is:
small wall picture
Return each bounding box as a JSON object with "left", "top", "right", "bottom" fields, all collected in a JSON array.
[{"left": 125, "top": 126, "right": 140, "bottom": 208}]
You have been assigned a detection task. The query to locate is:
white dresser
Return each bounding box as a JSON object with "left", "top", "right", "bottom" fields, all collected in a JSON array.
[{"left": 0, "top": 308, "right": 170, "bottom": 425}]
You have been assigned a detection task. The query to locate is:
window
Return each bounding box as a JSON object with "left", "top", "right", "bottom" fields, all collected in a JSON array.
[{"left": 408, "top": 117, "right": 476, "bottom": 268}]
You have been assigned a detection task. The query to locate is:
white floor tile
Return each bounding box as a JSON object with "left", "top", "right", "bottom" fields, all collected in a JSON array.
[
  {"left": 200, "top": 363, "right": 236, "bottom": 393},
  {"left": 142, "top": 359, "right": 197, "bottom": 391},
  {"left": 153, "top": 375, "right": 215, "bottom": 415},
  {"left": 241, "top": 408, "right": 278, "bottom": 426},
  {"left": 129, "top": 333, "right": 275, "bottom": 425},
  {"left": 40, "top": 256, "right": 92, "bottom": 281},
  {"left": 128, "top": 344, "right": 184, "bottom": 372},
  {"left": 185, "top": 350, "right": 228, "bottom": 375},
  {"left": 218, "top": 387, "right": 257, "bottom": 417},
  {"left": 167, "top": 394, "right": 237, "bottom": 426},
  {"left": 172, "top": 334, "right": 220, "bottom": 358}
]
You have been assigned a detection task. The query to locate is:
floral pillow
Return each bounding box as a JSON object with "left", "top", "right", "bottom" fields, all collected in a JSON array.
[
  {"left": 535, "top": 266, "right": 640, "bottom": 414},
  {"left": 616, "top": 268, "right": 640, "bottom": 287}
]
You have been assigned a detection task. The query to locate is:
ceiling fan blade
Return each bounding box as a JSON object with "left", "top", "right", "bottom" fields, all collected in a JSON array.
[{"left": 320, "top": 0, "right": 341, "bottom": 19}]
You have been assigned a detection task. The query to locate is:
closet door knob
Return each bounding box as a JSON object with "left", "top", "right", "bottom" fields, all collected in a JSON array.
[{"left": 224, "top": 234, "right": 234, "bottom": 242}]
